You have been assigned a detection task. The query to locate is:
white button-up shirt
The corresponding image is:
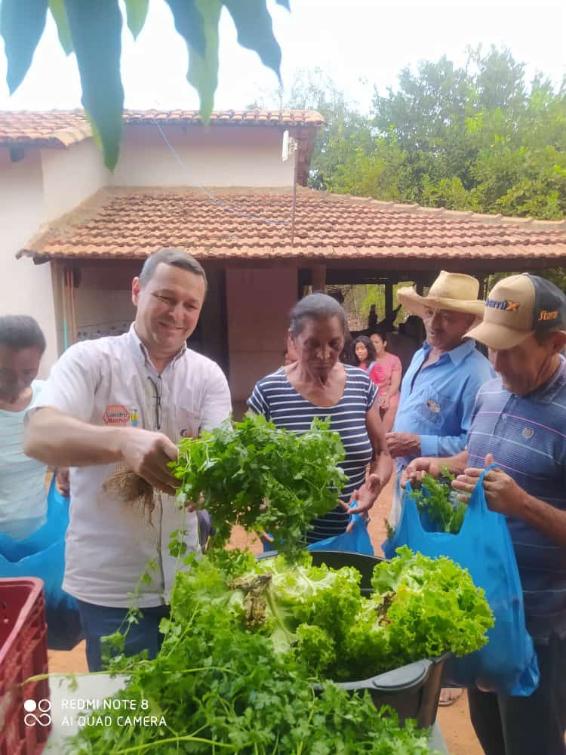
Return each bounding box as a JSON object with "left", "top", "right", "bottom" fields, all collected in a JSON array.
[{"left": 35, "top": 325, "right": 231, "bottom": 607}]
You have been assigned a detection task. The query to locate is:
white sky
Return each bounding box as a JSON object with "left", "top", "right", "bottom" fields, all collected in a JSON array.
[{"left": 0, "top": 0, "right": 564, "bottom": 112}]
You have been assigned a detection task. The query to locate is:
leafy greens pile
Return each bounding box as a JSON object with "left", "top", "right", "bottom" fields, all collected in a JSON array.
[
  {"left": 71, "top": 412, "right": 492, "bottom": 753},
  {"left": 170, "top": 413, "right": 347, "bottom": 557},
  {"left": 70, "top": 549, "right": 436, "bottom": 755},
  {"left": 72, "top": 548, "right": 491, "bottom": 753},
  {"left": 242, "top": 546, "right": 493, "bottom": 681},
  {"left": 409, "top": 473, "right": 467, "bottom": 534}
]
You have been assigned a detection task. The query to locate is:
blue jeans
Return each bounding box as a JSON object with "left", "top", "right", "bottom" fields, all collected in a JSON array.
[
  {"left": 467, "top": 634, "right": 566, "bottom": 755},
  {"left": 76, "top": 599, "right": 169, "bottom": 672}
]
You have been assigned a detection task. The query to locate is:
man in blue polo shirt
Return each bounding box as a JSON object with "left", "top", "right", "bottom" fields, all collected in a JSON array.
[{"left": 407, "top": 273, "right": 566, "bottom": 755}]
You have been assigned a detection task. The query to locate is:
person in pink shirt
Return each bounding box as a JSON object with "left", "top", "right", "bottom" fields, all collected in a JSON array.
[
  {"left": 369, "top": 331, "right": 402, "bottom": 432},
  {"left": 353, "top": 335, "right": 377, "bottom": 372}
]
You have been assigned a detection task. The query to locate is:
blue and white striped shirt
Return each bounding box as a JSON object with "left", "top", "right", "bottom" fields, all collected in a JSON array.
[
  {"left": 467, "top": 356, "right": 566, "bottom": 640},
  {"left": 247, "top": 366, "right": 377, "bottom": 542}
]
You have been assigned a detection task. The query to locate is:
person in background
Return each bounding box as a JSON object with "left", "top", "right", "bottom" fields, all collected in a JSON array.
[
  {"left": 0, "top": 315, "right": 66, "bottom": 538},
  {"left": 248, "top": 293, "right": 392, "bottom": 544},
  {"left": 24, "top": 249, "right": 232, "bottom": 671},
  {"left": 376, "top": 304, "right": 403, "bottom": 334},
  {"left": 406, "top": 274, "right": 566, "bottom": 754},
  {"left": 387, "top": 271, "right": 492, "bottom": 470},
  {"left": 339, "top": 332, "right": 355, "bottom": 367},
  {"left": 368, "top": 331, "right": 402, "bottom": 433},
  {"left": 386, "top": 315, "right": 425, "bottom": 374},
  {"left": 0, "top": 316, "right": 78, "bottom": 650},
  {"left": 352, "top": 335, "right": 377, "bottom": 372},
  {"left": 367, "top": 304, "right": 379, "bottom": 331}
]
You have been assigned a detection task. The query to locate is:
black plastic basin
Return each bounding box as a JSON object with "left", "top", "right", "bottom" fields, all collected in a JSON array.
[{"left": 261, "top": 549, "right": 448, "bottom": 727}]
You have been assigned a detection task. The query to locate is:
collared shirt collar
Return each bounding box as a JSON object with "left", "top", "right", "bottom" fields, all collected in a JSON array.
[
  {"left": 421, "top": 338, "right": 476, "bottom": 366},
  {"left": 126, "top": 323, "right": 187, "bottom": 374}
]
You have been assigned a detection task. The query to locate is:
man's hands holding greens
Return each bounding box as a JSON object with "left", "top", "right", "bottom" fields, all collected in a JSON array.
[{"left": 119, "top": 427, "right": 179, "bottom": 495}]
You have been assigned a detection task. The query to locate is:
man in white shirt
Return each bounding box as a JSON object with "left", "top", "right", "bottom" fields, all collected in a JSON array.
[{"left": 25, "top": 249, "right": 232, "bottom": 670}]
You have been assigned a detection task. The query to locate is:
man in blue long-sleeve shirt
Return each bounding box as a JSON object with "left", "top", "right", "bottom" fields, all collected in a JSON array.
[
  {"left": 387, "top": 271, "right": 493, "bottom": 464},
  {"left": 386, "top": 271, "right": 494, "bottom": 706}
]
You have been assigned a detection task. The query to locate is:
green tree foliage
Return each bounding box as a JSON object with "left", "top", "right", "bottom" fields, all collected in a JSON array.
[
  {"left": 285, "top": 69, "right": 376, "bottom": 192},
  {"left": 288, "top": 49, "right": 566, "bottom": 288},
  {"left": 1, "top": 0, "right": 288, "bottom": 168},
  {"left": 372, "top": 47, "right": 566, "bottom": 219},
  {"left": 294, "top": 48, "right": 566, "bottom": 221}
]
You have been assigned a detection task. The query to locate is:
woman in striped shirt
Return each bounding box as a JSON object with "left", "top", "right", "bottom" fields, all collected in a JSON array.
[{"left": 248, "top": 293, "right": 392, "bottom": 544}]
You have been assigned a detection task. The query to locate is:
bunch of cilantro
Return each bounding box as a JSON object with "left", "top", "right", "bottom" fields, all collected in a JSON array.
[
  {"left": 170, "top": 413, "right": 347, "bottom": 558},
  {"left": 70, "top": 549, "right": 434, "bottom": 755},
  {"left": 409, "top": 473, "right": 467, "bottom": 534}
]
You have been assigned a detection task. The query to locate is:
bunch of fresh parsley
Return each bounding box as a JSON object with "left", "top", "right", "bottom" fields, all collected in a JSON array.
[
  {"left": 409, "top": 473, "right": 467, "bottom": 534},
  {"left": 170, "top": 413, "right": 347, "bottom": 558}
]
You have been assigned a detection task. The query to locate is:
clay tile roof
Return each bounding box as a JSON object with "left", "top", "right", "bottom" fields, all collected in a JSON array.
[
  {"left": 0, "top": 109, "right": 323, "bottom": 148},
  {"left": 19, "top": 187, "right": 566, "bottom": 264},
  {"left": 123, "top": 109, "right": 324, "bottom": 127},
  {"left": 0, "top": 110, "right": 93, "bottom": 147}
]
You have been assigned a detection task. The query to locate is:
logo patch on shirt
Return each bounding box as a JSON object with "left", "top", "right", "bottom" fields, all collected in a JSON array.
[
  {"left": 103, "top": 404, "right": 131, "bottom": 425},
  {"left": 521, "top": 427, "right": 534, "bottom": 440},
  {"left": 426, "top": 399, "right": 441, "bottom": 414}
]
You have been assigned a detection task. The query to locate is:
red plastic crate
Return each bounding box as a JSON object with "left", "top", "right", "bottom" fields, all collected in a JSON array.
[{"left": 0, "top": 579, "right": 50, "bottom": 755}]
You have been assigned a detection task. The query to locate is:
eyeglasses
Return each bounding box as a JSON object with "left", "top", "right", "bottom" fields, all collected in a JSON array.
[{"left": 147, "top": 376, "right": 162, "bottom": 430}]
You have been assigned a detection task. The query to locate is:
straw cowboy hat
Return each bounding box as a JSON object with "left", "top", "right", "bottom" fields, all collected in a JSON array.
[{"left": 397, "top": 271, "right": 485, "bottom": 319}]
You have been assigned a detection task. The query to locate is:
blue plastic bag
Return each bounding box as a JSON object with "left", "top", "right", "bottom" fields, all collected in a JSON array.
[
  {"left": 0, "top": 477, "right": 82, "bottom": 650},
  {"left": 262, "top": 503, "right": 375, "bottom": 556},
  {"left": 308, "top": 503, "right": 374, "bottom": 556},
  {"left": 383, "top": 466, "right": 539, "bottom": 696}
]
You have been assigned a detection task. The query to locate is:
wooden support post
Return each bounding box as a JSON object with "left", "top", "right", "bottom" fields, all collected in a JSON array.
[
  {"left": 385, "top": 281, "right": 393, "bottom": 321},
  {"left": 311, "top": 264, "right": 327, "bottom": 292}
]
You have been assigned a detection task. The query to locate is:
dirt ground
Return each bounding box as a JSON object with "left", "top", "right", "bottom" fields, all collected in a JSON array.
[{"left": 48, "top": 479, "right": 482, "bottom": 754}]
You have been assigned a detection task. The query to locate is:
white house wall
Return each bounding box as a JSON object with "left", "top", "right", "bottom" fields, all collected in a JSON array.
[
  {"left": 1, "top": 138, "right": 109, "bottom": 372},
  {"left": 41, "top": 139, "right": 110, "bottom": 222},
  {"left": 111, "top": 125, "right": 295, "bottom": 187},
  {"left": 0, "top": 150, "right": 58, "bottom": 373},
  {"left": 4, "top": 122, "right": 298, "bottom": 376}
]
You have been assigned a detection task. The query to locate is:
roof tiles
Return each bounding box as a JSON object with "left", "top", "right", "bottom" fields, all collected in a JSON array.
[
  {"left": 20, "top": 187, "right": 566, "bottom": 264},
  {"left": 0, "top": 109, "right": 323, "bottom": 148}
]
